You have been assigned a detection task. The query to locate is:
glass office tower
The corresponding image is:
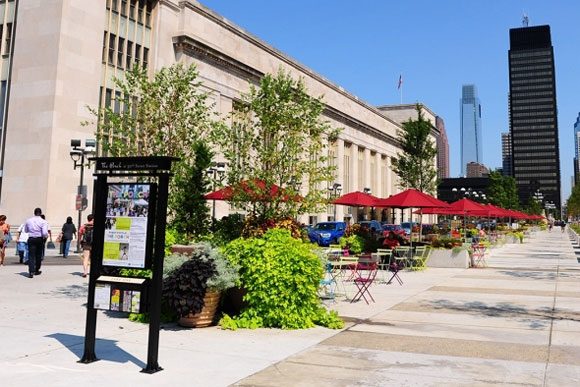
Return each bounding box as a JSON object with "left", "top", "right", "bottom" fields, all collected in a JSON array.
[
  {"left": 460, "top": 85, "right": 482, "bottom": 176},
  {"left": 508, "top": 25, "right": 560, "bottom": 210}
]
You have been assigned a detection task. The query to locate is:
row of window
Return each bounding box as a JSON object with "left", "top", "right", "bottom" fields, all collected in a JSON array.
[
  {"left": 511, "top": 104, "right": 554, "bottom": 111},
  {"left": 511, "top": 84, "right": 553, "bottom": 91},
  {"left": 510, "top": 57, "right": 552, "bottom": 65},
  {"left": 510, "top": 50, "right": 551, "bottom": 59},
  {"left": 514, "top": 144, "right": 557, "bottom": 152},
  {"left": 512, "top": 111, "right": 554, "bottom": 118},
  {"left": 514, "top": 166, "right": 557, "bottom": 172},
  {"left": 513, "top": 151, "right": 556, "bottom": 157},
  {"left": 510, "top": 70, "right": 552, "bottom": 79},
  {"left": 509, "top": 64, "right": 553, "bottom": 72},
  {"left": 107, "top": 0, "right": 152, "bottom": 27},
  {"left": 514, "top": 158, "right": 556, "bottom": 165},
  {"left": 512, "top": 91, "right": 554, "bottom": 98},
  {"left": 511, "top": 137, "right": 555, "bottom": 144},
  {"left": 103, "top": 32, "right": 148, "bottom": 70},
  {"left": 512, "top": 133, "right": 555, "bottom": 140},
  {"left": 511, "top": 77, "right": 553, "bottom": 85},
  {"left": 511, "top": 97, "right": 554, "bottom": 105}
]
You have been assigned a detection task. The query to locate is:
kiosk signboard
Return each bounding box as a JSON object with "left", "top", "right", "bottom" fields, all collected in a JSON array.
[{"left": 103, "top": 184, "right": 155, "bottom": 268}]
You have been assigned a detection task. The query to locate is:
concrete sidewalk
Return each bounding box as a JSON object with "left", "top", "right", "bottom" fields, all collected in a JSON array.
[{"left": 1, "top": 229, "right": 580, "bottom": 386}]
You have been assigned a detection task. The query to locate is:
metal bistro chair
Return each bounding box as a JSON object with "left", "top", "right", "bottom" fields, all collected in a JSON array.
[
  {"left": 319, "top": 263, "right": 336, "bottom": 302},
  {"left": 472, "top": 243, "right": 488, "bottom": 268},
  {"left": 393, "top": 246, "right": 411, "bottom": 269},
  {"left": 409, "top": 246, "right": 431, "bottom": 271},
  {"left": 375, "top": 249, "right": 393, "bottom": 283},
  {"left": 331, "top": 255, "right": 359, "bottom": 299},
  {"left": 350, "top": 261, "right": 379, "bottom": 304}
]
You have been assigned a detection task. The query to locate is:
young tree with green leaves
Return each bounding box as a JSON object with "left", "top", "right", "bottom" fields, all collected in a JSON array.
[
  {"left": 211, "top": 68, "right": 340, "bottom": 221},
  {"left": 391, "top": 104, "right": 438, "bottom": 194},
  {"left": 486, "top": 171, "right": 519, "bottom": 210},
  {"left": 567, "top": 183, "right": 580, "bottom": 218},
  {"left": 83, "top": 63, "right": 221, "bottom": 234},
  {"left": 525, "top": 194, "right": 543, "bottom": 215}
]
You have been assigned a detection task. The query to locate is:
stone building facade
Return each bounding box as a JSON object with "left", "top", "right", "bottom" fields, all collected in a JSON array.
[{"left": 0, "top": 0, "right": 439, "bottom": 226}]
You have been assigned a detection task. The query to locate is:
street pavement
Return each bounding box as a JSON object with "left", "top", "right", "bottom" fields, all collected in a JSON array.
[{"left": 1, "top": 228, "right": 579, "bottom": 386}]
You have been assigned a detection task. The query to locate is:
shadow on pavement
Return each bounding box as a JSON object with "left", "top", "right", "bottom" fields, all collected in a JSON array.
[
  {"left": 426, "top": 299, "right": 580, "bottom": 330},
  {"left": 40, "top": 283, "right": 88, "bottom": 299},
  {"left": 46, "top": 333, "right": 146, "bottom": 368}
]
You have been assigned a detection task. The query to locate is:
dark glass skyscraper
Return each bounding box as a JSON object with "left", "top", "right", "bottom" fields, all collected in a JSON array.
[{"left": 508, "top": 25, "right": 560, "bottom": 210}]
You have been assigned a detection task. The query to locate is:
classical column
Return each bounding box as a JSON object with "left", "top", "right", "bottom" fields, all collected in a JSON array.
[
  {"left": 351, "top": 144, "right": 359, "bottom": 192},
  {"left": 364, "top": 148, "right": 371, "bottom": 192},
  {"left": 375, "top": 152, "right": 382, "bottom": 198},
  {"left": 336, "top": 138, "right": 345, "bottom": 221}
]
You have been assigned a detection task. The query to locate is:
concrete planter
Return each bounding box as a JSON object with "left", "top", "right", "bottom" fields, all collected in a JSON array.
[{"left": 426, "top": 249, "right": 470, "bottom": 268}]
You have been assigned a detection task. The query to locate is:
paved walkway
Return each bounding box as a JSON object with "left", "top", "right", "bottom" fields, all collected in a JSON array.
[
  {"left": 1, "top": 229, "right": 579, "bottom": 386},
  {"left": 237, "top": 228, "right": 580, "bottom": 386}
]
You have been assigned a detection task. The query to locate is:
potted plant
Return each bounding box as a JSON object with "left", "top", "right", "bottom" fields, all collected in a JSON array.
[{"left": 163, "top": 242, "right": 239, "bottom": 328}]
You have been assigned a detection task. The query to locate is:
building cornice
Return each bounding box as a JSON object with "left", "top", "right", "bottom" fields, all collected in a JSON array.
[
  {"left": 158, "top": 0, "right": 180, "bottom": 12},
  {"left": 176, "top": 0, "right": 404, "bottom": 130},
  {"left": 172, "top": 34, "right": 401, "bottom": 148}
]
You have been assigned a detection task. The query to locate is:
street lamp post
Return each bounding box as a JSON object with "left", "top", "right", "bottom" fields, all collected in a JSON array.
[
  {"left": 363, "top": 187, "right": 372, "bottom": 220},
  {"left": 70, "top": 139, "right": 96, "bottom": 253},
  {"left": 206, "top": 162, "right": 225, "bottom": 219},
  {"left": 328, "top": 183, "right": 342, "bottom": 221}
]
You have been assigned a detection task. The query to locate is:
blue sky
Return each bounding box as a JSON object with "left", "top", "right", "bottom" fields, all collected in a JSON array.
[{"left": 200, "top": 0, "right": 580, "bottom": 202}]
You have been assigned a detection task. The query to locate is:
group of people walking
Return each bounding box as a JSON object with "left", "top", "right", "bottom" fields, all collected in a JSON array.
[{"left": 0, "top": 208, "right": 94, "bottom": 278}]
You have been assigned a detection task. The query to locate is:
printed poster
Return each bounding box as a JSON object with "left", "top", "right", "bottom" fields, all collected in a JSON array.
[
  {"left": 94, "top": 284, "right": 111, "bottom": 310},
  {"left": 103, "top": 184, "right": 151, "bottom": 268}
]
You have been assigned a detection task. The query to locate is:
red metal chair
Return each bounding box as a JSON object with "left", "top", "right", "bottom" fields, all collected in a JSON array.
[{"left": 350, "top": 261, "right": 378, "bottom": 304}]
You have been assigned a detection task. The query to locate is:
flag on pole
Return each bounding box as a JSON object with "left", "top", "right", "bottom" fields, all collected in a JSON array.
[{"left": 397, "top": 74, "right": 403, "bottom": 89}]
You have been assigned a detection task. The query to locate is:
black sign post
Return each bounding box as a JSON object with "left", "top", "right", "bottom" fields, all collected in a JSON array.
[{"left": 79, "top": 156, "right": 175, "bottom": 374}]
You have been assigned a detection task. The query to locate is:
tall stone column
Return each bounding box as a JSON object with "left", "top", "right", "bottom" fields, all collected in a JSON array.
[
  {"left": 351, "top": 144, "right": 359, "bottom": 192},
  {"left": 364, "top": 148, "right": 371, "bottom": 193},
  {"left": 336, "top": 138, "right": 345, "bottom": 221},
  {"left": 375, "top": 152, "right": 382, "bottom": 198}
]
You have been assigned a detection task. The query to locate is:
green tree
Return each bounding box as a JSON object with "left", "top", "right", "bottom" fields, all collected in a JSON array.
[
  {"left": 567, "top": 183, "right": 580, "bottom": 218},
  {"left": 391, "top": 104, "right": 438, "bottom": 194},
  {"left": 525, "top": 194, "right": 543, "bottom": 215},
  {"left": 486, "top": 171, "right": 519, "bottom": 210},
  {"left": 169, "top": 141, "right": 213, "bottom": 237},
  {"left": 83, "top": 63, "right": 220, "bottom": 224},
  {"left": 211, "top": 68, "right": 340, "bottom": 221}
]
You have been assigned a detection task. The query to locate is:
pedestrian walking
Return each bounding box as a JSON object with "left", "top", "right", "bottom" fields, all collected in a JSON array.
[
  {"left": 0, "top": 215, "right": 10, "bottom": 266},
  {"left": 548, "top": 219, "right": 554, "bottom": 232},
  {"left": 24, "top": 208, "right": 48, "bottom": 278},
  {"left": 561, "top": 221, "right": 566, "bottom": 233},
  {"left": 60, "top": 216, "right": 76, "bottom": 258},
  {"left": 16, "top": 223, "right": 29, "bottom": 264},
  {"left": 78, "top": 214, "right": 94, "bottom": 278}
]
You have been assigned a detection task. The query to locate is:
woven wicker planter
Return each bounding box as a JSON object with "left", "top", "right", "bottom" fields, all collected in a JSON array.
[{"left": 178, "top": 291, "right": 221, "bottom": 328}]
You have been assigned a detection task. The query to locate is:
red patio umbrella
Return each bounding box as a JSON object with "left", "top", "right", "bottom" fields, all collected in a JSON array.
[
  {"left": 375, "top": 189, "right": 450, "bottom": 245},
  {"left": 374, "top": 189, "right": 449, "bottom": 209},
  {"left": 332, "top": 191, "right": 380, "bottom": 207},
  {"left": 205, "top": 179, "right": 299, "bottom": 202}
]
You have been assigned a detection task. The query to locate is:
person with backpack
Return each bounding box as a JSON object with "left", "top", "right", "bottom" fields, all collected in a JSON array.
[{"left": 79, "top": 214, "right": 94, "bottom": 278}]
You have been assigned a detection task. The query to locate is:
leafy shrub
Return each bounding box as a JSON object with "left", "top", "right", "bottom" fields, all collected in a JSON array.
[
  {"left": 209, "top": 213, "right": 245, "bottom": 246},
  {"left": 163, "top": 252, "right": 191, "bottom": 279},
  {"left": 343, "top": 224, "right": 378, "bottom": 252},
  {"left": 241, "top": 216, "right": 303, "bottom": 239},
  {"left": 163, "top": 256, "right": 216, "bottom": 317},
  {"left": 220, "top": 228, "right": 343, "bottom": 330},
  {"left": 431, "top": 237, "right": 463, "bottom": 249},
  {"left": 340, "top": 235, "right": 365, "bottom": 254},
  {"left": 165, "top": 228, "right": 187, "bottom": 256}
]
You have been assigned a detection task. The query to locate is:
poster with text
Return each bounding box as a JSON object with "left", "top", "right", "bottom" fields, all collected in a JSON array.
[{"left": 103, "top": 184, "right": 151, "bottom": 268}]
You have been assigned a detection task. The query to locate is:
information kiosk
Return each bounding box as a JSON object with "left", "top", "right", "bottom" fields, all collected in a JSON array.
[{"left": 79, "top": 156, "right": 175, "bottom": 374}]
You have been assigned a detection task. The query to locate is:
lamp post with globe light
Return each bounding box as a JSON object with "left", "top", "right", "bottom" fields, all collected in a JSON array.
[{"left": 70, "top": 139, "right": 96, "bottom": 253}]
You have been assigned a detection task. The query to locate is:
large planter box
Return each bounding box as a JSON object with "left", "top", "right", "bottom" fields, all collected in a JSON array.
[{"left": 427, "top": 249, "right": 470, "bottom": 268}]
